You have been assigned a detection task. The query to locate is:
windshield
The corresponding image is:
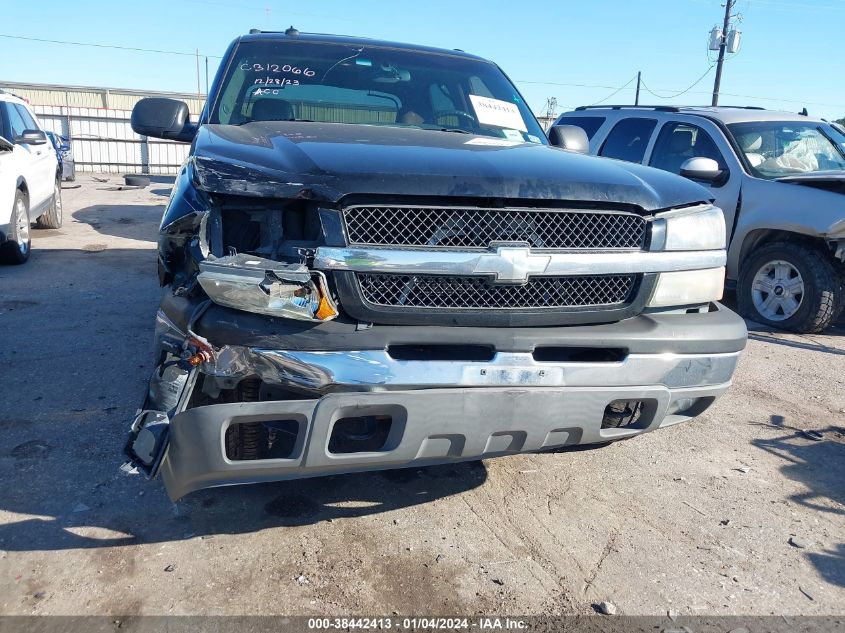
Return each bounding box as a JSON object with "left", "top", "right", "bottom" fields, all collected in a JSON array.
[
  {"left": 728, "top": 120, "right": 845, "bottom": 178},
  {"left": 210, "top": 40, "right": 546, "bottom": 144}
]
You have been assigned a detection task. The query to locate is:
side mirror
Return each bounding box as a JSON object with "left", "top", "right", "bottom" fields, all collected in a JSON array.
[
  {"left": 547, "top": 125, "right": 589, "bottom": 154},
  {"left": 680, "top": 157, "right": 726, "bottom": 184},
  {"left": 18, "top": 129, "right": 47, "bottom": 145},
  {"left": 131, "top": 98, "right": 197, "bottom": 142},
  {"left": 0, "top": 135, "right": 13, "bottom": 152}
]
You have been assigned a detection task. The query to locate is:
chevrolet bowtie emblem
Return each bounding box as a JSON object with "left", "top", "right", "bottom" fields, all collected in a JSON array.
[{"left": 473, "top": 246, "right": 551, "bottom": 283}]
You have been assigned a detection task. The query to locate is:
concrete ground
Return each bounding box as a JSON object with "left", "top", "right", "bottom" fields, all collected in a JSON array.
[{"left": 0, "top": 176, "right": 843, "bottom": 616}]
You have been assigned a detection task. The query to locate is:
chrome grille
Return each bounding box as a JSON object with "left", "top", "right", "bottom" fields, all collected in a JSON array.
[
  {"left": 343, "top": 206, "right": 647, "bottom": 249},
  {"left": 357, "top": 273, "right": 637, "bottom": 309}
]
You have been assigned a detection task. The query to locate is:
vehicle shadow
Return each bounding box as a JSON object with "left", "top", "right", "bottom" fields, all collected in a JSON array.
[
  {"left": 751, "top": 415, "right": 845, "bottom": 588},
  {"left": 746, "top": 329, "right": 845, "bottom": 356},
  {"left": 0, "top": 241, "right": 487, "bottom": 553},
  {"left": 72, "top": 204, "right": 165, "bottom": 242},
  {"left": 721, "top": 289, "right": 845, "bottom": 342}
]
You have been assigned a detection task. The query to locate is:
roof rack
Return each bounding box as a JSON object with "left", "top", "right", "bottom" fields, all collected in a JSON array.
[
  {"left": 574, "top": 104, "right": 770, "bottom": 113},
  {"left": 574, "top": 105, "right": 681, "bottom": 112},
  {"left": 249, "top": 26, "right": 299, "bottom": 35}
]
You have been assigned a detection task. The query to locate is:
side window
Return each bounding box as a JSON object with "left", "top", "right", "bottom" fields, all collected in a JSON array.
[
  {"left": 6, "top": 103, "right": 28, "bottom": 139},
  {"left": 15, "top": 105, "right": 39, "bottom": 131},
  {"left": 599, "top": 118, "right": 657, "bottom": 163},
  {"left": 559, "top": 116, "right": 605, "bottom": 140},
  {"left": 650, "top": 122, "right": 726, "bottom": 174}
]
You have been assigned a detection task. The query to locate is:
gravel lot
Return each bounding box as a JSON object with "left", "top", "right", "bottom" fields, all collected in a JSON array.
[{"left": 0, "top": 176, "right": 843, "bottom": 616}]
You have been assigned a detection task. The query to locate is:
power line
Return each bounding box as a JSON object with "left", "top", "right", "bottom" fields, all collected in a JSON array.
[
  {"left": 589, "top": 75, "right": 638, "bottom": 106},
  {"left": 515, "top": 79, "right": 636, "bottom": 90},
  {"left": 640, "top": 65, "right": 715, "bottom": 99},
  {"left": 0, "top": 34, "right": 222, "bottom": 59}
]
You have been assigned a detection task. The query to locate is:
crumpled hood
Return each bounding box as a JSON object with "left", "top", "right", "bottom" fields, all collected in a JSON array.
[
  {"left": 776, "top": 171, "right": 845, "bottom": 196},
  {"left": 191, "top": 121, "right": 711, "bottom": 212}
]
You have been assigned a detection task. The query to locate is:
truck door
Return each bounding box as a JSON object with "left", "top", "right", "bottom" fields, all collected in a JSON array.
[{"left": 647, "top": 120, "right": 742, "bottom": 246}]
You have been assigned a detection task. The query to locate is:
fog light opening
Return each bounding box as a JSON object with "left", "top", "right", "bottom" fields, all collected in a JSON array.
[
  {"left": 225, "top": 419, "right": 300, "bottom": 460},
  {"left": 329, "top": 415, "right": 394, "bottom": 454},
  {"left": 602, "top": 400, "right": 645, "bottom": 429}
]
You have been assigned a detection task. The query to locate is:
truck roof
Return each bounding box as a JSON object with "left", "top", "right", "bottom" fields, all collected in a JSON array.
[{"left": 239, "top": 29, "right": 491, "bottom": 64}]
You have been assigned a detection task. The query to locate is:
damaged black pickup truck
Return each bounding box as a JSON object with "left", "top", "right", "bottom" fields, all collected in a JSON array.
[{"left": 125, "top": 29, "right": 747, "bottom": 499}]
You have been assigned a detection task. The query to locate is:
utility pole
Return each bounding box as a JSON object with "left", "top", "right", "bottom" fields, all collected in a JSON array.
[
  {"left": 711, "top": 0, "right": 736, "bottom": 106},
  {"left": 543, "top": 97, "right": 558, "bottom": 130},
  {"left": 635, "top": 71, "right": 641, "bottom": 105}
]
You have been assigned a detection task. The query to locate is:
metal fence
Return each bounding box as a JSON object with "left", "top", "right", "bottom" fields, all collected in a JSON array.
[
  {"left": 2, "top": 82, "right": 205, "bottom": 175},
  {"left": 33, "top": 105, "right": 190, "bottom": 175}
]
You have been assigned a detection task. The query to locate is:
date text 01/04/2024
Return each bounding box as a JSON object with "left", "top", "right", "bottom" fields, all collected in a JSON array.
[{"left": 307, "top": 617, "right": 529, "bottom": 630}]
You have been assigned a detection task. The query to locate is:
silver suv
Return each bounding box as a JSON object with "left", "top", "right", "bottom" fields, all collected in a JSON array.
[{"left": 556, "top": 105, "right": 845, "bottom": 333}]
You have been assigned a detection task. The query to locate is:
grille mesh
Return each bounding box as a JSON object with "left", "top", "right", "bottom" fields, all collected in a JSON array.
[
  {"left": 357, "top": 273, "right": 637, "bottom": 309},
  {"left": 343, "top": 206, "right": 646, "bottom": 249}
]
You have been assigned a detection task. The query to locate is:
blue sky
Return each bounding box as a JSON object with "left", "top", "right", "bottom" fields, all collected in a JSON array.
[{"left": 1, "top": 0, "right": 843, "bottom": 120}]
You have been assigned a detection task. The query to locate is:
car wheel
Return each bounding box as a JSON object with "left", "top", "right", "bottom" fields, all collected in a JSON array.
[
  {"left": 36, "top": 178, "right": 63, "bottom": 229},
  {"left": 737, "top": 241, "right": 842, "bottom": 333},
  {"left": 1, "top": 190, "right": 32, "bottom": 265}
]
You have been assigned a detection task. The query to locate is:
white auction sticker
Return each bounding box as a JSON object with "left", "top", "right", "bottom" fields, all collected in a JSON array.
[{"left": 469, "top": 95, "right": 527, "bottom": 132}]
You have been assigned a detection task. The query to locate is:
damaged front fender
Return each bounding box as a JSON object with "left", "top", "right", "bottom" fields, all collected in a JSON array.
[{"left": 157, "top": 163, "right": 213, "bottom": 287}]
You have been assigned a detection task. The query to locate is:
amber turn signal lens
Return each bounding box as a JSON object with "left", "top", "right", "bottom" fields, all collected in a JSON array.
[{"left": 316, "top": 295, "right": 338, "bottom": 321}]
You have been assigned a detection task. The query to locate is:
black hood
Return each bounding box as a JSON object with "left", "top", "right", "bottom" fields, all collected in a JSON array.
[
  {"left": 776, "top": 171, "right": 845, "bottom": 195},
  {"left": 191, "top": 121, "right": 711, "bottom": 212}
]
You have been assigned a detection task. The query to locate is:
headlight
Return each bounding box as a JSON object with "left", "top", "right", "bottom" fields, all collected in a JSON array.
[
  {"left": 647, "top": 267, "right": 725, "bottom": 308},
  {"left": 658, "top": 205, "right": 726, "bottom": 251},
  {"left": 197, "top": 254, "right": 338, "bottom": 322}
]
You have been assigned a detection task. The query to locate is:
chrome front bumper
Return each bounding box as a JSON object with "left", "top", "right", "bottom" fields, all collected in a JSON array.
[{"left": 200, "top": 346, "right": 741, "bottom": 393}]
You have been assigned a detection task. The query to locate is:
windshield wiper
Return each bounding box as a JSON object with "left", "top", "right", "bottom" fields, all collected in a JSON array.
[
  {"left": 437, "top": 128, "right": 471, "bottom": 135},
  {"left": 238, "top": 118, "right": 317, "bottom": 125}
]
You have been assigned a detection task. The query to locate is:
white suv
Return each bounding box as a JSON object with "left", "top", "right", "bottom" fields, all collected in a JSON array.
[{"left": 0, "top": 90, "right": 62, "bottom": 264}]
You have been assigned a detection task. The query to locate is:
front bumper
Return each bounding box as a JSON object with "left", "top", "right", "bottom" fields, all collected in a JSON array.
[
  {"left": 161, "top": 382, "right": 731, "bottom": 500},
  {"left": 130, "top": 300, "right": 746, "bottom": 500}
]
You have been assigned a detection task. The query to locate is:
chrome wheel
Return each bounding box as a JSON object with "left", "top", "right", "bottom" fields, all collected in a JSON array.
[
  {"left": 752, "top": 259, "right": 804, "bottom": 321},
  {"left": 14, "top": 196, "right": 30, "bottom": 255}
]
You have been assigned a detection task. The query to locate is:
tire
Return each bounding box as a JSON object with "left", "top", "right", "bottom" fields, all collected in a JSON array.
[
  {"left": 737, "top": 241, "right": 842, "bottom": 333},
  {"left": 124, "top": 175, "right": 150, "bottom": 188},
  {"left": 1, "top": 190, "right": 31, "bottom": 265},
  {"left": 36, "top": 178, "right": 63, "bottom": 229}
]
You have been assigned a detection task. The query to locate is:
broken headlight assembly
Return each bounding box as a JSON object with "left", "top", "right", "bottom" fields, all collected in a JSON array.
[{"left": 197, "top": 253, "right": 338, "bottom": 321}]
